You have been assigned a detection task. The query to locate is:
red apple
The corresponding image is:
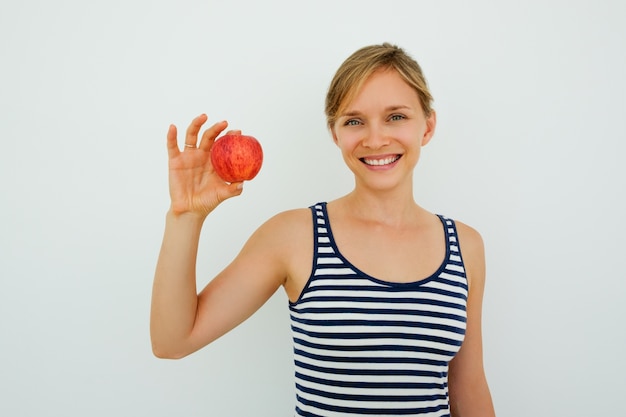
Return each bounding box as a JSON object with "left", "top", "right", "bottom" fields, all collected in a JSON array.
[{"left": 210, "top": 134, "right": 263, "bottom": 183}]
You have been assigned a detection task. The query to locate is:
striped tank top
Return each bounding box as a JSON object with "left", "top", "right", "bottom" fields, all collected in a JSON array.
[{"left": 289, "top": 203, "right": 468, "bottom": 416}]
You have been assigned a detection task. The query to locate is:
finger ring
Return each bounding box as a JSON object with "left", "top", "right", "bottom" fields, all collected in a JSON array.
[{"left": 184, "top": 144, "right": 196, "bottom": 149}]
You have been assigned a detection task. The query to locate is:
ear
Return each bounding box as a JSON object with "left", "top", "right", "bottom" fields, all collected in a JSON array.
[{"left": 420, "top": 110, "right": 437, "bottom": 146}]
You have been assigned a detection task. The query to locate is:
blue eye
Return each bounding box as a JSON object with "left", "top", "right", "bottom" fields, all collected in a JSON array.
[
  {"left": 345, "top": 119, "right": 361, "bottom": 126},
  {"left": 390, "top": 114, "right": 405, "bottom": 121}
]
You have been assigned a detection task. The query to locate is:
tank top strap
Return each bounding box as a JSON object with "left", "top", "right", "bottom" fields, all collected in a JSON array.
[
  {"left": 309, "top": 202, "right": 335, "bottom": 260},
  {"left": 310, "top": 204, "right": 463, "bottom": 271},
  {"left": 436, "top": 214, "right": 467, "bottom": 288}
]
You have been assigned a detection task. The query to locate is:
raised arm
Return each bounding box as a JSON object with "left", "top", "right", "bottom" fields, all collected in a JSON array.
[{"left": 150, "top": 114, "right": 287, "bottom": 359}]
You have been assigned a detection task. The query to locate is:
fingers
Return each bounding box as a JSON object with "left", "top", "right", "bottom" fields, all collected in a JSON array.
[
  {"left": 200, "top": 128, "right": 240, "bottom": 152},
  {"left": 198, "top": 120, "right": 229, "bottom": 151},
  {"left": 184, "top": 114, "right": 208, "bottom": 149},
  {"left": 166, "top": 124, "right": 180, "bottom": 159},
  {"left": 168, "top": 115, "right": 229, "bottom": 156}
]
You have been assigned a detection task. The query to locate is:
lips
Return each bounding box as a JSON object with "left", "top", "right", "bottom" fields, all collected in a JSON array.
[{"left": 360, "top": 155, "right": 401, "bottom": 166}]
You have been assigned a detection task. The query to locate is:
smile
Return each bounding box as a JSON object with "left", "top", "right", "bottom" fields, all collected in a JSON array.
[{"left": 360, "top": 155, "right": 401, "bottom": 166}]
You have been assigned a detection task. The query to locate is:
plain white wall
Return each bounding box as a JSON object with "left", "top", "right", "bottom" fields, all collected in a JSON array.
[{"left": 1, "top": 0, "right": 624, "bottom": 416}]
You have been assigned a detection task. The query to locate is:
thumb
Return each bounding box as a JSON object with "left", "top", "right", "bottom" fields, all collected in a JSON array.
[{"left": 219, "top": 181, "right": 244, "bottom": 201}]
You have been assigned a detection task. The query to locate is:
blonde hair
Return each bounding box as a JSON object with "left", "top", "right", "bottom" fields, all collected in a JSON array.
[{"left": 325, "top": 43, "right": 434, "bottom": 128}]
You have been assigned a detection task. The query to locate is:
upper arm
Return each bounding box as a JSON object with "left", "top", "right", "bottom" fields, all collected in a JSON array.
[
  {"left": 185, "top": 209, "right": 311, "bottom": 355},
  {"left": 449, "top": 221, "right": 495, "bottom": 416},
  {"left": 453, "top": 222, "right": 486, "bottom": 373}
]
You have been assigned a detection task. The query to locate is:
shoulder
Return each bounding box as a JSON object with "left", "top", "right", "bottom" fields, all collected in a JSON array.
[
  {"left": 454, "top": 220, "right": 484, "bottom": 255},
  {"left": 244, "top": 207, "right": 313, "bottom": 253},
  {"left": 258, "top": 207, "right": 312, "bottom": 235},
  {"left": 452, "top": 219, "right": 486, "bottom": 290},
  {"left": 234, "top": 206, "right": 313, "bottom": 276},
  {"left": 249, "top": 207, "right": 314, "bottom": 293}
]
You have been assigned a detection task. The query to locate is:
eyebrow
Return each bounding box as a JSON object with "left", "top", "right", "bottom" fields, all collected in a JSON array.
[{"left": 340, "top": 105, "right": 412, "bottom": 118}]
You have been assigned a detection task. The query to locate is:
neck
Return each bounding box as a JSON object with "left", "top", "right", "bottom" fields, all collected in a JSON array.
[{"left": 340, "top": 186, "right": 424, "bottom": 228}]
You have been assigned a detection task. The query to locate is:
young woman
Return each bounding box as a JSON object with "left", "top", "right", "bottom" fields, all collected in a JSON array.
[{"left": 151, "top": 43, "right": 495, "bottom": 417}]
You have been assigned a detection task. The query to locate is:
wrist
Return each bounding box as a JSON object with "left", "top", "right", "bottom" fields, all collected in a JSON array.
[{"left": 166, "top": 208, "right": 207, "bottom": 225}]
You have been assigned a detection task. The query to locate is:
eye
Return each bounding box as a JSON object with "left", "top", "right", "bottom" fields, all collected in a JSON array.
[
  {"left": 344, "top": 119, "right": 362, "bottom": 126},
  {"left": 389, "top": 114, "right": 406, "bottom": 121}
]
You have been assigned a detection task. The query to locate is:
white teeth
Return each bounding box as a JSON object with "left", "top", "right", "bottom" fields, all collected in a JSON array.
[{"left": 363, "top": 155, "right": 400, "bottom": 166}]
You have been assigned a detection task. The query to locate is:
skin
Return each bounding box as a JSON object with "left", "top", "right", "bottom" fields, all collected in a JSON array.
[{"left": 151, "top": 69, "right": 495, "bottom": 416}]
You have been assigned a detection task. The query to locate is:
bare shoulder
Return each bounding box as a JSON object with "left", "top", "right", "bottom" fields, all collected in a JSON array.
[
  {"left": 248, "top": 207, "right": 313, "bottom": 299},
  {"left": 243, "top": 206, "right": 313, "bottom": 264},
  {"left": 255, "top": 207, "right": 312, "bottom": 240},
  {"left": 454, "top": 220, "right": 485, "bottom": 255},
  {"left": 453, "top": 220, "right": 486, "bottom": 289}
]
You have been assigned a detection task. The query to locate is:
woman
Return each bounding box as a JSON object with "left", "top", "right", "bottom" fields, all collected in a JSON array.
[{"left": 151, "top": 43, "right": 495, "bottom": 416}]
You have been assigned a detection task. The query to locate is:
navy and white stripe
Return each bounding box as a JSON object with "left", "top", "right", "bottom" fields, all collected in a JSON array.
[{"left": 289, "top": 203, "right": 468, "bottom": 417}]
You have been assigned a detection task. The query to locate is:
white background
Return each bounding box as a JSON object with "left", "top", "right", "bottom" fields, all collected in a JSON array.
[{"left": 1, "top": 1, "right": 625, "bottom": 416}]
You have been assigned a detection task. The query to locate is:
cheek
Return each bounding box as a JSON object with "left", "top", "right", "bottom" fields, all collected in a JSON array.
[
  {"left": 393, "top": 127, "right": 419, "bottom": 145},
  {"left": 399, "top": 123, "right": 426, "bottom": 144},
  {"left": 334, "top": 128, "right": 363, "bottom": 149}
]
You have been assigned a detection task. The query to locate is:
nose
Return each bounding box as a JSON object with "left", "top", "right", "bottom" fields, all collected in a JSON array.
[{"left": 362, "top": 124, "right": 389, "bottom": 149}]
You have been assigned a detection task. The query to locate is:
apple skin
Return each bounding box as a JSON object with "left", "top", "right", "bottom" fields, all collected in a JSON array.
[{"left": 210, "top": 134, "right": 263, "bottom": 183}]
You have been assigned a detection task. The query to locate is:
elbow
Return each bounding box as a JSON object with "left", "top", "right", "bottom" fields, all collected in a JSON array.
[
  {"left": 150, "top": 324, "right": 193, "bottom": 359},
  {"left": 152, "top": 348, "right": 183, "bottom": 360},
  {"left": 151, "top": 340, "right": 190, "bottom": 360}
]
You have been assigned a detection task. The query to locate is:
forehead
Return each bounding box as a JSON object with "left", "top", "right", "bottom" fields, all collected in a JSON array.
[{"left": 341, "top": 69, "right": 420, "bottom": 112}]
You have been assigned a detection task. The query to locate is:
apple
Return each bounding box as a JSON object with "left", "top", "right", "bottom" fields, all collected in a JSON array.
[{"left": 210, "top": 134, "right": 263, "bottom": 183}]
